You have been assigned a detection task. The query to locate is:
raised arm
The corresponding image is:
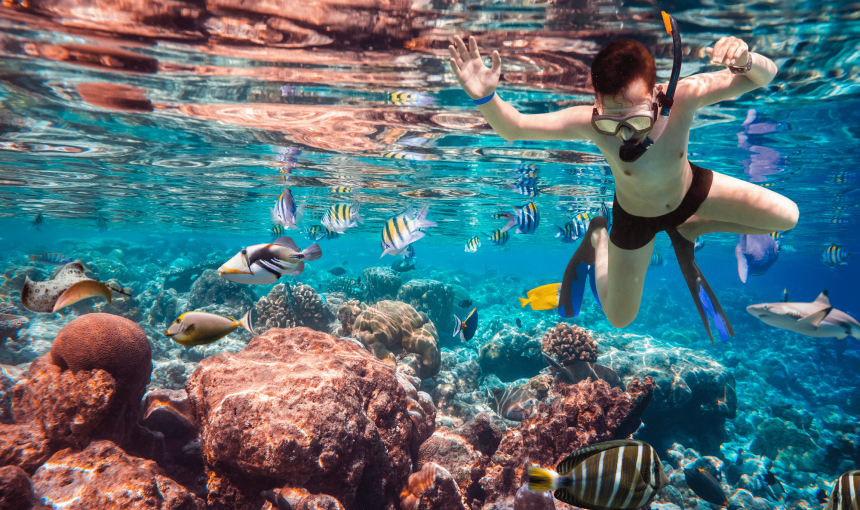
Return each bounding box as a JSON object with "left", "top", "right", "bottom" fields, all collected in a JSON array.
[
  {"left": 448, "top": 36, "right": 593, "bottom": 142},
  {"left": 676, "top": 36, "right": 779, "bottom": 110}
]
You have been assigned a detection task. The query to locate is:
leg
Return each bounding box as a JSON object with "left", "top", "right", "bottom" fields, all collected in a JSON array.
[
  {"left": 693, "top": 170, "right": 799, "bottom": 232},
  {"left": 677, "top": 215, "right": 775, "bottom": 241},
  {"left": 591, "top": 227, "right": 655, "bottom": 328}
]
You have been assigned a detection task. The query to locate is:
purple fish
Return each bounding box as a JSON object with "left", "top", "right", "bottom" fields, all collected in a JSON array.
[{"left": 735, "top": 234, "right": 780, "bottom": 283}]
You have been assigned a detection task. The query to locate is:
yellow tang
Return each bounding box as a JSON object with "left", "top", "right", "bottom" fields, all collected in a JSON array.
[{"left": 519, "top": 283, "right": 561, "bottom": 311}]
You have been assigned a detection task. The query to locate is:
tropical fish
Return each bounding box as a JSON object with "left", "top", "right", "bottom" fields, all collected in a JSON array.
[
  {"left": 487, "top": 386, "right": 537, "bottom": 421},
  {"left": 516, "top": 318, "right": 522, "bottom": 328},
  {"left": 30, "top": 211, "right": 43, "bottom": 231},
  {"left": 165, "top": 309, "right": 256, "bottom": 346},
  {"left": 380, "top": 205, "right": 437, "bottom": 257},
  {"left": 453, "top": 307, "right": 478, "bottom": 341},
  {"left": 527, "top": 439, "right": 670, "bottom": 509},
  {"left": 328, "top": 267, "right": 347, "bottom": 276},
  {"left": 515, "top": 164, "right": 538, "bottom": 176},
  {"left": 519, "top": 283, "right": 561, "bottom": 311},
  {"left": 391, "top": 260, "right": 416, "bottom": 273},
  {"left": 830, "top": 172, "right": 852, "bottom": 183},
  {"left": 271, "top": 188, "right": 301, "bottom": 230},
  {"left": 779, "top": 243, "right": 796, "bottom": 252},
  {"left": 465, "top": 236, "right": 481, "bottom": 253},
  {"left": 97, "top": 215, "right": 108, "bottom": 233},
  {"left": 20, "top": 261, "right": 119, "bottom": 313},
  {"left": 321, "top": 203, "right": 363, "bottom": 233},
  {"left": 826, "top": 470, "right": 860, "bottom": 510},
  {"left": 736, "top": 234, "right": 779, "bottom": 283},
  {"left": 381, "top": 151, "right": 424, "bottom": 160},
  {"left": 555, "top": 221, "right": 579, "bottom": 243},
  {"left": 541, "top": 353, "right": 624, "bottom": 390},
  {"left": 498, "top": 203, "right": 540, "bottom": 234},
  {"left": 513, "top": 174, "right": 539, "bottom": 197},
  {"left": 747, "top": 290, "right": 860, "bottom": 340},
  {"left": 769, "top": 231, "right": 781, "bottom": 241},
  {"left": 457, "top": 299, "right": 473, "bottom": 308},
  {"left": 694, "top": 237, "right": 705, "bottom": 252},
  {"left": 271, "top": 224, "right": 286, "bottom": 239},
  {"left": 684, "top": 469, "right": 739, "bottom": 510},
  {"left": 487, "top": 229, "right": 509, "bottom": 246},
  {"left": 403, "top": 244, "right": 416, "bottom": 261},
  {"left": 261, "top": 490, "right": 293, "bottom": 510},
  {"left": 303, "top": 225, "right": 339, "bottom": 241},
  {"left": 331, "top": 187, "right": 352, "bottom": 194},
  {"left": 762, "top": 470, "right": 785, "bottom": 499},
  {"left": 27, "top": 253, "right": 73, "bottom": 266},
  {"left": 386, "top": 90, "right": 434, "bottom": 106},
  {"left": 823, "top": 245, "right": 851, "bottom": 268},
  {"left": 829, "top": 218, "right": 850, "bottom": 224},
  {"left": 649, "top": 253, "right": 665, "bottom": 267},
  {"left": 218, "top": 237, "right": 322, "bottom": 285}
]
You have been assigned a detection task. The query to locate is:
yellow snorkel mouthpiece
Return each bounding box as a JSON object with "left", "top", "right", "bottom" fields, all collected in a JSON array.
[{"left": 661, "top": 11, "right": 673, "bottom": 34}]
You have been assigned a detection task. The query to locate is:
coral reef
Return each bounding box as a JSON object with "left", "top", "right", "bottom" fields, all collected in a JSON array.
[
  {"left": 0, "top": 364, "right": 24, "bottom": 424},
  {"left": 362, "top": 267, "right": 402, "bottom": 302},
  {"left": 478, "top": 327, "right": 544, "bottom": 382},
  {"left": 352, "top": 300, "right": 441, "bottom": 379},
  {"left": 147, "top": 288, "right": 182, "bottom": 326},
  {"left": 541, "top": 323, "right": 598, "bottom": 364},
  {"left": 396, "top": 279, "right": 455, "bottom": 336},
  {"left": 290, "top": 282, "right": 336, "bottom": 332},
  {"left": 334, "top": 299, "right": 366, "bottom": 337},
  {"left": 400, "top": 462, "right": 467, "bottom": 510},
  {"left": 326, "top": 277, "right": 366, "bottom": 301},
  {"left": 30, "top": 440, "right": 204, "bottom": 509},
  {"left": 0, "top": 465, "right": 41, "bottom": 510},
  {"left": 0, "top": 301, "right": 28, "bottom": 341},
  {"left": 187, "top": 269, "right": 256, "bottom": 317},
  {"left": 262, "top": 486, "right": 346, "bottom": 509},
  {"left": 185, "top": 327, "right": 435, "bottom": 510},
  {"left": 255, "top": 284, "right": 297, "bottom": 330},
  {"left": 453, "top": 413, "right": 502, "bottom": 457},
  {"left": 417, "top": 428, "right": 484, "bottom": 502}
]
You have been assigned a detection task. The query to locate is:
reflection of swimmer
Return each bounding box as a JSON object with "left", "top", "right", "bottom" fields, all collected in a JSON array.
[{"left": 449, "top": 13, "right": 798, "bottom": 344}]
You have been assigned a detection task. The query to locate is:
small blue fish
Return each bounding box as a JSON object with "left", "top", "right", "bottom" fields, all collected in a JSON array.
[
  {"left": 823, "top": 245, "right": 851, "bottom": 268},
  {"left": 650, "top": 253, "right": 665, "bottom": 267},
  {"left": 512, "top": 174, "right": 539, "bottom": 197},
  {"left": 498, "top": 203, "right": 539, "bottom": 234},
  {"left": 28, "top": 252, "right": 72, "bottom": 265},
  {"left": 465, "top": 236, "right": 481, "bottom": 253},
  {"left": 271, "top": 188, "right": 301, "bottom": 230},
  {"left": 453, "top": 307, "right": 478, "bottom": 341},
  {"left": 736, "top": 234, "right": 780, "bottom": 283},
  {"left": 555, "top": 221, "right": 578, "bottom": 243},
  {"left": 487, "top": 229, "right": 510, "bottom": 246},
  {"left": 779, "top": 243, "right": 797, "bottom": 253},
  {"left": 515, "top": 164, "right": 538, "bottom": 176},
  {"left": 694, "top": 237, "right": 706, "bottom": 252},
  {"left": 97, "top": 215, "right": 108, "bottom": 233},
  {"left": 30, "top": 212, "right": 43, "bottom": 231},
  {"left": 380, "top": 205, "right": 437, "bottom": 257}
]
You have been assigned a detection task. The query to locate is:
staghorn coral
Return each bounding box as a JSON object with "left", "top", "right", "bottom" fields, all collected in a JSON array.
[
  {"left": 334, "top": 299, "right": 367, "bottom": 337},
  {"left": 399, "top": 462, "right": 466, "bottom": 510},
  {"left": 290, "top": 282, "right": 336, "bottom": 332},
  {"left": 352, "top": 300, "right": 441, "bottom": 379},
  {"left": 396, "top": 279, "right": 454, "bottom": 335},
  {"left": 541, "top": 322, "right": 598, "bottom": 364},
  {"left": 362, "top": 267, "right": 402, "bottom": 303},
  {"left": 255, "top": 284, "right": 297, "bottom": 331}
]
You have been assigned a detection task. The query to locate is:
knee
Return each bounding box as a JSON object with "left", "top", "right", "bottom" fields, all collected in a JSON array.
[
  {"left": 778, "top": 199, "right": 799, "bottom": 231},
  {"left": 605, "top": 308, "right": 636, "bottom": 329}
]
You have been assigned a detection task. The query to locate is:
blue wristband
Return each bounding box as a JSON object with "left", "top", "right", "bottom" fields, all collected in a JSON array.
[{"left": 473, "top": 91, "right": 495, "bottom": 105}]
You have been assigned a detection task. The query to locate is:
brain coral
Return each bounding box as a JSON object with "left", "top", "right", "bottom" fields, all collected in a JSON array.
[
  {"left": 352, "top": 300, "right": 440, "bottom": 379},
  {"left": 541, "top": 322, "right": 598, "bottom": 364}
]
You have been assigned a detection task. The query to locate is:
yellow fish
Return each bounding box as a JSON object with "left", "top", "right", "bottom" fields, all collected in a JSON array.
[{"left": 519, "top": 283, "right": 561, "bottom": 311}]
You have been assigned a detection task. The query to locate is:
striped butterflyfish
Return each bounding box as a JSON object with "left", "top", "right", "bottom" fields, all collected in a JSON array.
[
  {"left": 321, "top": 203, "right": 363, "bottom": 233},
  {"left": 527, "top": 439, "right": 670, "bottom": 510},
  {"left": 218, "top": 236, "right": 322, "bottom": 285},
  {"left": 380, "top": 205, "right": 437, "bottom": 258},
  {"left": 487, "top": 229, "right": 509, "bottom": 246},
  {"left": 498, "top": 202, "right": 539, "bottom": 234},
  {"left": 465, "top": 236, "right": 481, "bottom": 253},
  {"left": 823, "top": 245, "right": 851, "bottom": 268},
  {"left": 825, "top": 470, "right": 860, "bottom": 510}
]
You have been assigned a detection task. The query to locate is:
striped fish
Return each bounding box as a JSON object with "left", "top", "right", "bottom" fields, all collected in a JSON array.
[
  {"left": 271, "top": 224, "right": 285, "bottom": 239},
  {"left": 321, "top": 203, "right": 363, "bottom": 233},
  {"left": 487, "top": 386, "right": 536, "bottom": 421},
  {"left": 380, "top": 205, "right": 437, "bottom": 258},
  {"left": 649, "top": 254, "right": 664, "bottom": 267},
  {"left": 769, "top": 231, "right": 781, "bottom": 241},
  {"left": 381, "top": 151, "right": 424, "bottom": 160},
  {"left": 27, "top": 253, "right": 73, "bottom": 266},
  {"left": 528, "top": 439, "right": 670, "bottom": 510},
  {"left": 499, "top": 203, "right": 539, "bottom": 234},
  {"left": 465, "top": 236, "right": 481, "bottom": 253},
  {"left": 304, "top": 225, "right": 339, "bottom": 241},
  {"left": 823, "top": 245, "right": 851, "bottom": 268},
  {"left": 487, "top": 229, "right": 509, "bottom": 246},
  {"left": 97, "top": 215, "right": 108, "bottom": 233},
  {"left": 403, "top": 244, "right": 416, "bottom": 261},
  {"left": 555, "top": 221, "right": 578, "bottom": 243},
  {"left": 30, "top": 211, "right": 43, "bottom": 231},
  {"left": 331, "top": 187, "right": 352, "bottom": 194},
  {"left": 386, "top": 91, "right": 434, "bottom": 106},
  {"left": 513, "top": 174, "right": 539, "bottom": 197},
  {"left": 825, "top": 470, "right": 860, "bottom": 510},
  {"left": 271, "top": 188, "right": 301, "bottom": 229}
]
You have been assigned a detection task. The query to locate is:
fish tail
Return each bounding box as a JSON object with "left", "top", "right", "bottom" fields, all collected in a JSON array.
[
  {"left": 527, "top": 466, "right": 560, "bottom": 492},
  {"left": 518, "top": 297, "right": 530, "bottom": 308},
  {"left": 239, "top": 307, "right": 257, "bottom": 336},
  {"left": 415, "top": 205, "right": 437, "bottom": 228},
  {"left": 499, "top": 213, "right": 516, "bottom": 233},
  {"left": 300, "top": 243, "right": 322, "bottom": 261},
  {"left": 352, "top": 203, "right": 364, "bottom": 224},
  {"left": 270, "top": 207, "right": 282, "bottom": 227},
  {"left": 452, "top": 314, "right": 463, "bottom": 337}
]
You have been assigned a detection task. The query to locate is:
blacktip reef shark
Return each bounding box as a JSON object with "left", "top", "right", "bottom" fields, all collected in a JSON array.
[{"left": 747, "top": 290, "right": 860, "bottom": 340}]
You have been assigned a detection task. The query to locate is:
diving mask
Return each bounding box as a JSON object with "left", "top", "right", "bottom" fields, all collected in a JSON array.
[{"left": 591, "top": 102, "right": 658, "bottom": 137}]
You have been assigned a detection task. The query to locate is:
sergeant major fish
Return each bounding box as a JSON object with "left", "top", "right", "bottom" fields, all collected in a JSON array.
[
  {"left": 487, "top": 229, "right": 509, "bottom": 246},
  {"left": 465, "top": 236, "right": 481, "bottom": 253},
  {"left": 380, "top": 205, "right": 437, "bottom": 257},
  {"left": 823, "top": 245, "right": 851, "bottom": 268},
  {"left": 303, "top": 225, "right": 339, "bottom": 241},
  {"left": 218, "top": 236, "right": 322, "bottom": 285},
  {"left": 498, "top": 203, "right": 539, "bottom": 234},
  {"left": 321, "top": 203, "right": 363, "bottom": 233}
]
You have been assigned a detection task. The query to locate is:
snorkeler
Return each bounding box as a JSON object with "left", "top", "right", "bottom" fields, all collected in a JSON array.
[{"left": 448, "top": 13, "right": 798, "bottom": 342}]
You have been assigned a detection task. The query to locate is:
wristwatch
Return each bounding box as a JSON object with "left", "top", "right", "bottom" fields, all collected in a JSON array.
[{"left": 729, "top": 55, "right": 753, "bottom": 75}]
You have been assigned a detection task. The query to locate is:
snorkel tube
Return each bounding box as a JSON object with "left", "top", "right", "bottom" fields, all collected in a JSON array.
[{"left": 619, "top": 11, "right": 682, "bottom": 163}]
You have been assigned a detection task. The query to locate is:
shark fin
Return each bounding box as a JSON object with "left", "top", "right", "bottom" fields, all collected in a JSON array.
[
  {"left": 813, "top": 290, "right": 831, "bottom": 307},
  {"left": 736, "top": 244, "right": 749, "bottom": 283},
  {"left": 799, "top": 307, "right": 832, "bottom": 327}
]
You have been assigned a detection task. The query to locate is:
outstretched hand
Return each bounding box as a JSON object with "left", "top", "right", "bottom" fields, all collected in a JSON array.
[
  {"left": 448, "top": 35, "right": 501, "bottom": 101},
  {"left": 703, "top": 36, "right": 749, "bottom": 68}
]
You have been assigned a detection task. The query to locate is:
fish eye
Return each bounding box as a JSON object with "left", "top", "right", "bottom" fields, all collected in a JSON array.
[{"left": 763, "top": 305, "right": 769, "bottom": 310}]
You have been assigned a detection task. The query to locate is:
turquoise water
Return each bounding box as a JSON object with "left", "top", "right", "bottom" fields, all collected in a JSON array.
[{"left": 1, "top": 1, "right": 859, "bottom": 509}]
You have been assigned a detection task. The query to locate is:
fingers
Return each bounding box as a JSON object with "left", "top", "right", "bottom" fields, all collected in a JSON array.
[
  {"left": 448, "top": 45, "right": 463, "bottom": 68},
  {"left": 706, "top": 36, "right": 748, "bottom": 66},
  {"left": 452, "top": 35, "right": 470, "bottom": 60},
  {"left": 468, "top": 36, "right": 481, "bottom": 60},
  {"left": 710, "top": 36, "right": 729, "bottom": 63},
  {"left": 448, "top": 58, "right": 461, "bottom": 78},
  {"left": 490, "top": 50, "right": 501, "bottom": 75}
]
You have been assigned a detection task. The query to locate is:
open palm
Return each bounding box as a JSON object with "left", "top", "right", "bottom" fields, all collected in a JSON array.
[{"left": 448, "top": 35, "right": 501, "bottom": 101}]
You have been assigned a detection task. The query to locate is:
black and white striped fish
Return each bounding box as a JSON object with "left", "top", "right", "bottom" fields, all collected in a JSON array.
[
  {"left": 825, "top": 470, "right": 860, "bottom": 510},
  {"left": 271, "top": 188, "right": 301, "bottom": 230},
  {"left": 380, "top": 205, "right": 436, "bottom": 257},
  {"left": 498, "top": 203, "right": 539, "bottom": 234},
  {"left": 527, "top": 439, "right": 670, "bottom": 510},
  {"left": 487, "top": 229, "right": 509, "bottom": 246},
  {"left": 218, "top": 236, "right": 322, "bottom": 285},
  {"left": 465, "top": 236, "right": 481, "bottom": 253},
  {"left": 321, "top": 203, "right": 363, "bottom": 233}
]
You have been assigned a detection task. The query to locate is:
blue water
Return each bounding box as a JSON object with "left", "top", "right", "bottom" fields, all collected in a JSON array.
[{"left": 1, "top": 0, "right": 859, "bottom": 508}]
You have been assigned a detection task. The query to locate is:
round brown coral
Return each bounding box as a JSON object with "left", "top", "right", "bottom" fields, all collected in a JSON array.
[{"left": 541, "top": 323, "right": 598, "bottom": 364}]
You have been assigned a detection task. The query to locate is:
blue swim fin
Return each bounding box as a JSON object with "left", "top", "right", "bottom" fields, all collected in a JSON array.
[{"left": 557, "top": 217, "right": 607, "bottom": 318}]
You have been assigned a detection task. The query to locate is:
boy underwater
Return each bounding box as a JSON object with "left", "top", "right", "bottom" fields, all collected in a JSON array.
[{"left": 448, "top": 13, "right": 798, "bottom": 342}]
